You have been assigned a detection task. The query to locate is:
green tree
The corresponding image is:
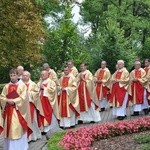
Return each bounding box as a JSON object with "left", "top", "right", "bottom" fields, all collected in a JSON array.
[
  {"left": 43, "top": 1, "right": 90, "bottom": 71},
  {"left": 0, "top": 0, "right": 44, "bottom": 67},
  {"left": 81, "top": 0, "right": 150, "bottom": 72}
]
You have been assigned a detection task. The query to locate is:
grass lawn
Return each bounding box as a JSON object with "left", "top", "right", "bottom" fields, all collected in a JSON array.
[
  {"left": 134, "top": 134, "right": 150, "bottom": 150},
  {"left": 47, "top": 130, "right": 66, "bottom": 150}
]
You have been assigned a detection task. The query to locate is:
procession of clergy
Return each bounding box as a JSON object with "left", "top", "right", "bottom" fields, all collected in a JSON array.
[{"left": 0, "top": 59, "right": 150, "bottom": 150}]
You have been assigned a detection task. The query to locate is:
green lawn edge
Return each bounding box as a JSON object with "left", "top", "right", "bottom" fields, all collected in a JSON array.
[{"left": 47, "top": 130, "right": 66, "bottom": 150}]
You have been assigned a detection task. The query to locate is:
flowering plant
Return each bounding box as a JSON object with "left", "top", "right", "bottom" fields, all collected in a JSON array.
[{"left": 59, "top": 117, "right": 150, "bottom": 150}]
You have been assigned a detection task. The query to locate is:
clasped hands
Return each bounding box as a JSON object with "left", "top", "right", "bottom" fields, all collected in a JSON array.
[
  {"left": 131, "top": 78, "right": 138, "bottom": 82},
  {"left": 40, "top": 84, "right": 44, "bottom": 90},
  {"left": 95, "top": 80, "right": 102, "bottom": 83},
  {"left": 6, "top": 99, "right": 15, "bottom": 105},
  {"left": 111, "top": 79, "right": 121, "bottom": 84},
  {"left": 80, "top": 75, "right": 85, "bottom": 81}
]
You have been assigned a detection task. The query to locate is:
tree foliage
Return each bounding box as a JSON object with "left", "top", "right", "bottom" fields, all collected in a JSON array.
[
  {"left": 43, "top": 1, "right": 90, "bottom": 70},
  {"left": 81, "top": 0, "right": 150, "bottom": 72},
  {"left": 0, "top": 0, "right": 44, "bottom": 67}
]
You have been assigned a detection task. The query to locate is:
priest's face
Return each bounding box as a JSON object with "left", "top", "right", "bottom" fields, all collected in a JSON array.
[
  {"left": 22, "top": 72, "right": 30, "bottom": 82},
  {"left": 117, "top": 63, "right": 124, "bottom": 69},
  {"left": 80, "top": 64, "right": 86, "bottom": 72},
  {"left": 10, "top": 73, "right": 18, "bottom": 83},
  {"left": 145, "top": 61, "right": 150, "bottom": 67},
  {"left": 40, "top": 71, "right": 49, "bottom": 80},
  {"left": 67, "top": 62, "right": 73, "bottom": 69},
  {"left": 64, "top": 67, "right": 69, "bottom": 75},
  {"left": 134, "top": 62, "right": 141, "bottom": 70},
  {"left": 101, "top": 62, "right": 106, "bottom": 69}
]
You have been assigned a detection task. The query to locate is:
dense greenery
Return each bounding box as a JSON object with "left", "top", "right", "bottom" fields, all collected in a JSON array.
[
  {"left": 81, "top": 0, "right": 150, "bottom": 72},
  {"left": 0, "top": 0, "right": 44, "bottom": 67},
  {"left": 1, "top": 0, "right": 150, "bottom": 82},
  {"left": 42, "top": 1, "right": 90, "bottom": 71}
]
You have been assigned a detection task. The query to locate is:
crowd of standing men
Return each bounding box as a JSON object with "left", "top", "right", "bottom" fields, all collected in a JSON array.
[{"left": 0, "top": 59, "right": 150, "bottom": 150}]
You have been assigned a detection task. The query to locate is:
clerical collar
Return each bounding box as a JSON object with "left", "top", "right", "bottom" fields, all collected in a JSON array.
[
  {"left": 135, "top": 68, "right": 141, "bottom": 71},
  {"left": 10, "top": 81, "right": 20, "bottom": 85},
  {"left": 23, "top": 79, "right": 31, "bottom": 84},
  {"left": 101, "top": 67, "right": 106, "bottom": 70},
  {"left": 118, "top": 67, "right": 124, "bottom": 72},
  {"left": 81, "top": 70, "right": 87, "bottom": 74},
  {"left": 42, "top": 78, "right": 49, "bottom": 84},
  {"left": 64, "top": 74, "right": 70, "bottom": 77}
]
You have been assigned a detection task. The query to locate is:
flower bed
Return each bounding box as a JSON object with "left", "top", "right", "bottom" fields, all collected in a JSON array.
[{"left": 59, "top": 117, "right": 150, "bottom": 150}]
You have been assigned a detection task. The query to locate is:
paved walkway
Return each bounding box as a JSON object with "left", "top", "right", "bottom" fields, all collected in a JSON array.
[{"left": 0, "top": 106, "right": 149, "bottom": 150}]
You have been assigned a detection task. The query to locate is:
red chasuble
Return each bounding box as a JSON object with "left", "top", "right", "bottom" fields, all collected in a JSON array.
[
  {"left": 78, "top": 74, "right": 91, "bottom": 112},
  {"left": 144, "top": 68, "right": 150, "bottom": 104},
  {"left": 4, "top": 84, "right": 31, "bottom": 137},
  {"left": 37, "top": 84, "right": 53, "bottom": 128},
  {"left": 61, "top": 77, "right": 69, "bottom": 117},
  {"left": 25, "top": 83, "right": 35, "bottom": 122},
  {"left": 60, "top": 77, "right": 79, "bottom": 117},
  {"left": 96, "top": 69, "right": 109, "bottom": 99},
  {"left": 111, "top": 72, "right": 126, "bottom": 106},
  {"left": 131, "top": 70, "right": 144, "bottom": 104}
]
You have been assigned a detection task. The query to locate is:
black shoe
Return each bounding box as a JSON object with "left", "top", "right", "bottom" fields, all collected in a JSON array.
[
  {"left": 78, "top": 120, "right": 83, "bottom": 124},
  {"left": 143, "top": 108, "right": 149, "bottom": 115},
  {"left": 117, "top": 116, "right": 124, "bottom": 120},
  {"left": 101, "top": 108, "right": 105, "bottom": 112},
  {"left": 110, "top": 106, "right": 113, "bottom": 109},
  {"left": 149, "top": 108, "right": 150, "bottom": 112},
  {"left": 63, "top": 127, "right": 70, "bottom": 130},
  {"left": 70, "top": 125, "right": 75, "bottom": 128},
  {"left": 41, "top": 132, "right": 47, "bottom": 135},
  {"left": 131, "top": 111, "right": 139, "bottom": 116},
  {"left": 90, "top": 121, "right": 95, "bottom": 123}
]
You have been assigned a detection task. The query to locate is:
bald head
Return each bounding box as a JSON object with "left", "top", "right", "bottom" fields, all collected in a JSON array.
[
  {"left": 40, "top": 70, "right": 49, "bottom": 80},
  {"left": 101, "top": 61, "right": 107, "bottom": 69},
  {"left": 17, "top": 66, "right": 24, "bottom": 76},
  {"left": 43, "top": 63, "right": 50, "bottom": 71},
  {"left": 117, "top": 60, "right": 124, "bottom": 69},
  {"left": 22, "top": 71, "right": 31, "bottom": 82},
  {"left": 134, "top": 61, "right": 141, "bottom": 70}
]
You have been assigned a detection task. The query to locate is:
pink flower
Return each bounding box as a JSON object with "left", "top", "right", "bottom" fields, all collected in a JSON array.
[{"left": 59, "top": 116, "right": 150, "bottom": 150}]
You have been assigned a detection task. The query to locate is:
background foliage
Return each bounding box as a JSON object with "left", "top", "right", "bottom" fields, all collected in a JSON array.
[{"left": 0, "top": 0, "right": 150, "bottom": 82}]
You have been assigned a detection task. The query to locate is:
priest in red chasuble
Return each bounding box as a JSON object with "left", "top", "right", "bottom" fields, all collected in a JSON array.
[
  {"left": 144, "top": 59, "right": 150, "bottom": 113},
  {"left": 37, "top": 70, "right": 59, "bottom": 133},
  {"left": 67, "top": 60, "right": 78, "bottom": 77},
  {"left": 58, "top": 66, "right": 80, "bottom": 128},
  {"left": 93, "top": 61, "right": 111, "bottom": 111},
  {"left": 22, "top": 71, "right": 41, "bottom": 141},
  {"left": 77, "top": 63, "right": 101, "bottom": 123},
  {"left": 0, "top": 69, "right": 32, "bottom": 150},
  {"left": 42, "top": 63, "right": 59, "bottom": 86},
  {"left": 110, "top": 60, "right": 129, "bottom": 120},
  {"left": 128, "top": 61, "right": 147, "bottom": 116}
]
